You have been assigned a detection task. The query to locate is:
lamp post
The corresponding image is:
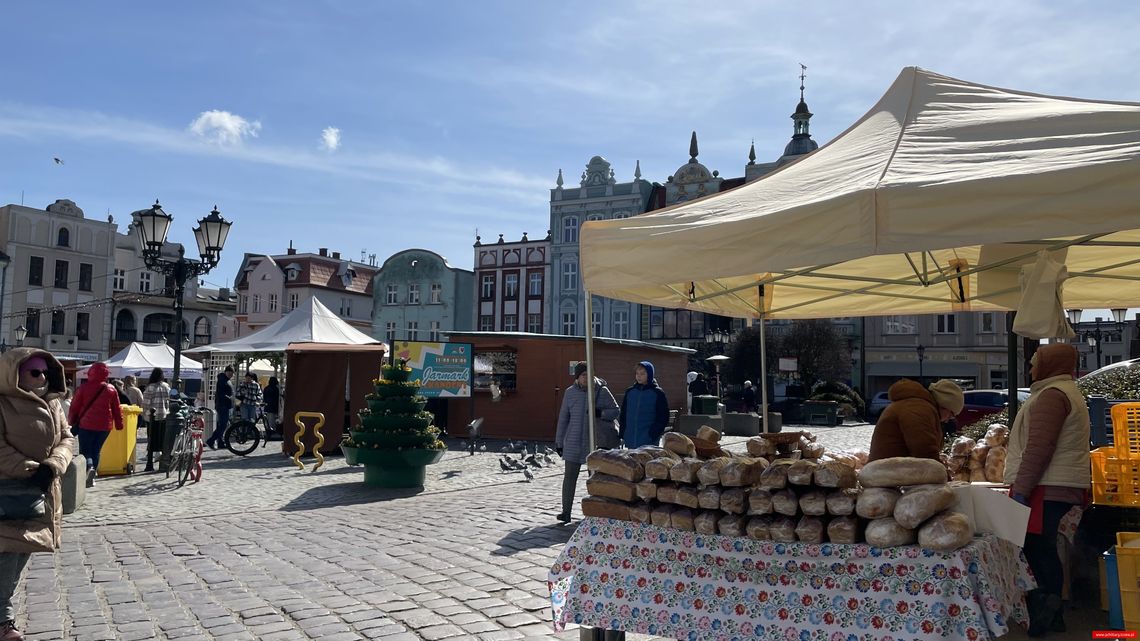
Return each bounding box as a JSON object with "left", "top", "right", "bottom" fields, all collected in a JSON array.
[
  {"left": 1067, "top": 308, "right": 1127, "bottom": 371},
  {"left": 916, "top": 344, "right": 926, "bottom": 385},
  {"left": 705, "top": 329, "right": 731, "bottom": 397},
  {"left": 0, "top": 325, "right": 27, "bottom": 353},
  {"left": 134, "top": 200, "right": 232, "bottom": 394}
]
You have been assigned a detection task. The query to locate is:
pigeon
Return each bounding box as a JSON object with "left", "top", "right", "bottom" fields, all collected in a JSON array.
[
  {"left": 499, "top": 445, "right": 510, "bottom": 453},
  {"left": 478, "top": 443, "right": 487, "bottom": 452},
  {"left": 524, "top": 454, "right": 542, "bottom": 468},
  {"left": 499, "top": 458, "right": 513, "bottom": 472},
  {"left": 522, "top": 468, "right": 534, "bottom": 482},
  {"left": 542, "top": 453, "right": 554, "bottom": 465}
]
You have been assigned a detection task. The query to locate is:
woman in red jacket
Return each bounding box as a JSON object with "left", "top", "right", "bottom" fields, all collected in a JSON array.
[{"left": 67, "top": 362, "right": 123, "bottom": 487}]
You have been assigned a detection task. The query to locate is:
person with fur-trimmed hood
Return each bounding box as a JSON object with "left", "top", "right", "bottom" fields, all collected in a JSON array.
[{"left": 0, "top": 348, "right": 75, "bottom": 640}]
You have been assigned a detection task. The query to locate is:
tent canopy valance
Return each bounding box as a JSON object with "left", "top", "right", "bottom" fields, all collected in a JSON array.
[
  {"left": 188, "top": 297, "right": 381, "bottom": 354},
  {"left": 78, "top": 342, "right": 203, "bottom": 380},
  {"left": 580, "top": 67, "right": 1140, "bottom": 320}
]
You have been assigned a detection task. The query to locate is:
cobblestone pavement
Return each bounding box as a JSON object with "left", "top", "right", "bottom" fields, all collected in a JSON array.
[{"left": 13, "top": 422, "right": 899, "bottom": 641}]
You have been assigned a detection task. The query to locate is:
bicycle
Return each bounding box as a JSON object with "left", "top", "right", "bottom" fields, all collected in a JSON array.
[
  {"left": 167, "top": 407, "right": 206, "bottom": 487},
  {"left": 223, "top": 404, "right": 274, "bottom": 456}
]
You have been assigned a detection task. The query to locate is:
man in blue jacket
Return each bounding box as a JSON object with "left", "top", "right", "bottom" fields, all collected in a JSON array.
[
  {"left": 618, "top": 360, "right": 670, "bottom": 448},
  {"left": 207, "top": 366, "right": 234, "bottom": 449}
]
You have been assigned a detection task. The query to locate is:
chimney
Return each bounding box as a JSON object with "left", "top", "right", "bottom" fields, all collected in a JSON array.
[
  {"left": 218, "top": 287, "right": 230, "bottom": 299},
  {"left": 319, "top": 248, "right": 328, "bottom": 257},
  {"left": 332, "top": 251, "right": 341, "bottom": 259},
  {"left": 287, "top": 247, "right": 297, "bottom": 255}
]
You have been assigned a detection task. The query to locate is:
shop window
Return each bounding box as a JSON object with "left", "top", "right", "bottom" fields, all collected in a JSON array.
[{"left": 474, "top": 351, "right": 517, "bottom": 392}]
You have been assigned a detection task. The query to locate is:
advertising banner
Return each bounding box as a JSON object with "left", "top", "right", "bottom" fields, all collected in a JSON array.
[{"left": 391, "top": 341, "right": 472, "bottom": 398}]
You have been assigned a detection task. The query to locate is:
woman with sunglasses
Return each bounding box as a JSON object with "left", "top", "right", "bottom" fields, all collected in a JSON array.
[
  {"left": 0, "top": 348, "right": 75, "bottom": 641},
  {"left": 67, "top": 362, "right": 123, "bottom": 488}
]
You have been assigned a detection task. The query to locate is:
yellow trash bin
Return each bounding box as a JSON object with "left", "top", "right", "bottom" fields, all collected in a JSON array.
[{"left": 99, "top": 405, "right": 142, "bottom": 476}]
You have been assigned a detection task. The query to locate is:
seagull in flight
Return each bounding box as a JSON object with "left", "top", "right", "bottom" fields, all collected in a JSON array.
[{"left": 53, "top": 157, "right": 65, "bottom": 165}]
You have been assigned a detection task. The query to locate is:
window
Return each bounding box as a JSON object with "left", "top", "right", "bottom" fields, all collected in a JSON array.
[
  {"left": 406, "top": 321, "right": 419, "bottom": 341},
  {"left": 480, "top": 274, "right": 495, "bottom": 300},
  {"left": 429, "top": 321, "right": 441, "bottom": 342},
  {"left": 563, "top": 216, "right": 579, "bottom": 243},
  {"left": 504, "top": 274, "right": 519, "bottom": 299},
  {"left": 562, "top": 262, "right": 577, "bottom": 291},
  {"left": 238, "top": 294, "right": 247, "bottom": 314},
  {"left": 24, "top": 309, "right": 40, "bottom": 338},
  {"left": 479, "top": 315, "right": 494, "bottom": 331},
  {"left": 649, "top": 308, "right": 703, "bottom": 339},
  {"left": 194, "top": 317, "right": 211, "bottom": 344},
  {"left": 288, "top": 293, "right": 299, "bottom": 311},
  {"left": 528, "top": 272, "right": 543, "bottom": 296},
  {"left": 51, "top": 310, "right": 65, "bottom": 335},
  {"left": 408, "top": 284, "right": 420, "bottom": 305},
  {"left": 139, "top": 272, "right": 152, "bottom": 293},
  {"left": 27, "top": 257, "right": 43, "bottom": 286},
  {"left": 76, "top": 312, "right": 90, "bottom": 341},
  {"left": 386, "top": 284, "right": 399, "bottom": 305},
  {"left": 979, "top": 312, "right": 997, "bottom": 334},
  {"left": 884, "top": 315, "right": 917, "bottom": 335},
  {"left": 268, "top": 294, "right": 278, "bottom": 313},
  {"left": 613, "top": 310, "right": 629, "bottom": 339},
  {"left": 527, "top": 313, "right": 543, "bottom": 333},
  {"left": 474, "top": 351, "right": 518, "bottom": 392},
  {"left": 385, "top": 322, "right": 396, "bottom": 344},
  {"left": 339, "top": 297, "right": 352, "bottom": 317},
  {"left": 113, "top": 268, "right": 126, "bottom": 291},
  {"left": 57, "top": 228, "right": 69, "bottom": 247},
  {"left": 561, "top": 312, "right": 577, "bottom": 335},
  {"left": 252, "top": 295, "right": 261, "bottom": 313},
  {"left": 115, "top": 309, "right": 136, "bottom": 342},
  {"left": 78, "top": 263, "right": 93, "bottom": 291},
  {"left": 54, "top": 260, "right": 69, "bottom": 289},
  {"left": 430, "top": 283, "right": 441, "bottom": 304},
  {"left": 503, "top": 315, "right": 518, "bottom": 332},
  {"left": 592, "top": 311, "right": 602, "bottom": 337},
  {"left": 936, "top": 313, "right": 957, "bottom": 334}
]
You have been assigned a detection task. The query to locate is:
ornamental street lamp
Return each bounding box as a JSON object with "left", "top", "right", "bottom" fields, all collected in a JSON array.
[
  {"left": 134, "top": 200, "right": 232, "bottom": 394},
  {"left": 1068, "top": 308, "right": 1127, "bottom": 371},
  {"left": 916, "top": 344, "right": 926, "bottom": 385},
  {"left": 1, "top": 325, "right": 27, "bottom": 353}
]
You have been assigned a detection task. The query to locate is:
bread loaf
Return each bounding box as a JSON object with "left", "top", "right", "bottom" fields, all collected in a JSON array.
[
  {"left": 718, "top": 514, "right": 746, "bottom": 537},
  {"left": 969, "top": 468, "right": 987, "bottom": 482},
  {"left": 984, "top": 424, "right": 1009, "bottom": 448},
  {"left": 826, "top": 515, "right": 859, "bottom": 544},
  {"left": 719, "top": 457, "right": 768, "bottom": 486},
  {"left": 798, "top": 489, "right": 828, "bottom": 516},
  {"left": 918, "top": 510, "right": 973, "bottom": 552},
  {"left": 826, "top": 488, "right": 859, "bottom": 516},
  {"left": 636, "top": 480, "right": 658, "bottom": 501},
  {"left": 663, "top": 432, "right": 696, "bottom": 457},
  {"left": 746, "top": 515, "right": 772, "bottom": 540},
  {"left": 813, "top": 461, "right": 857, "bottom": 488},
  {"left": 800, "top": 440, "right": 826, "bottom": 460},
  {"left": 644, "top": 457, "right": 674, "bottom": 480},
  {"left": 629, "top": 445, "right": 677, "bottom": 465},
  {"left": 670, "top": 508, "right": 696, "bottom": 531},
  {"left": 859, "top": 457, "right": 947, "bottom": 487},
  {"left": 769, "top": 515, "right": 797, "bottom": 542},
  {"left": 651, "top": 504, "right": 676, "bottom": 527},
  {"left": 758, "top": 461, "right": 791, "bottom": 490},
  {"left": 629, "top": 502, "right": 652, "bottom": 524},
  {"left": 947, "top": 455, "right": 969, "bottom": 473},
  {"left": 669, "top": 458, "right": 703, "bottom": 483},
  {"left": 694, "top": 510, "right": 720, "bottom": 535},
  {"left": 585, "top": 449, "right": 644, "bottom": 482},
  {"left": 586, "top": 474, "right": 638, "bottom": 502},
  {"left": 674, "top": 485, "right": 701, "bottom": 509},
  {"left": 697, "top": 458, "right": 730, "bottom": 486},
  {"left": 656, "top": 483, "right": 679, "bottom": 505},
  {"left": 697, "top": 425, "right": 722, "bottom": 443},
  {"left": 795, "top": 515, "right": 826, "bottom": 544},
  {"left": 984, "top": 446, "right": 1007, "bottom": 483},
  {"left": 748, "top": 489, "right": 773, "bottom": 515},
  {"left": 969, "top": 444, "right": 989, "bottom": 468},
  {"left": 746, "top": 436, "right": 777, "bottom": 458},
  {"left": 856, "top": 487, "right": 901, "bottom": 520},
  {"left": 719, "top": 488, "right": 747, "bottom": 515},
  {"left": 951, "top": 469, "right": 971, "bottom": 482},
  {"left": 893, "top": 485, "right": 956, "bottom": 529},
  {"left": 698, "top": 486, "right": 722, "bottom": 510},
  {"left": 865, "top": 517, "right": 916, "bottom": 548},
  {"left": 772, "top": 488, "right": 799, "bottom": 516},
  {"left": 950, "top": 436, "right": 976, "bottom": 458},
  {"left": 787, "top": 460, "right": 818, "bottom": 486},
  {"left": 581, "top": 496, "right": 632, "bottom": 521}
]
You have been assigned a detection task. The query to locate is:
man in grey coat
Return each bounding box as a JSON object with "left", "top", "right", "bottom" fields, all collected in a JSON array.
[{"left": 555, "top": 362, "right": 619, "bottom": 523}]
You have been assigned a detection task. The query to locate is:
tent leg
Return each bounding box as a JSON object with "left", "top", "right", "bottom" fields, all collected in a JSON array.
[
  {"left": 584, "top": 293, "right": 596, "bottom": 452},
  {"left": 759, "top": 289, "right": 769, "bottom": 433}
]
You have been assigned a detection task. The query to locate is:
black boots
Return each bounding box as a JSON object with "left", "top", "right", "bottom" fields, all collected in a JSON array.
[{"left": 1026, "top": 590, "right": 1062, "bottom": 637}]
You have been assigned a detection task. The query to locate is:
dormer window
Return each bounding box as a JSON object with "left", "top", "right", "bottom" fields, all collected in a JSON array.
[
  {"left": 284, "top": 263, "right": 302, "bottom": 282},
  {"left": 337, "top": 262, "right": 356, "bottom": 288}
]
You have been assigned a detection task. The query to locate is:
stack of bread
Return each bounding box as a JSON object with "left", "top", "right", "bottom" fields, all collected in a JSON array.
[
  {"left": 944, "top": 424, "right": 1008, "bottom": 483},
  {"left": 856, "top": 457, "right": 974, "bottom": 551}
]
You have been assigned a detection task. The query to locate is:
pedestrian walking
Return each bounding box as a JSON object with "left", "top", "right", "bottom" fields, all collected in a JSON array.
[
  {"left": 1004, "top": 343, "right": 1090, "bottom": 636},
  {"left": 141, "top": 368, "right": 170, "bottom": 473},
  {"left": 207, "top": 366, "right": 234, "bottom": 449},
  {"left": 67, "top": 362, "right": 123, "bottom": 487},
  {"left": 263, "top": 377, "right": 281, "bottom": 437},
  {"left": 0, "top": 349, "right": 75, "bottom": 641},
  {"left": 687, "top": 373, "right": 709, "bottom": 414},
  {"left": 122, "top": 376, "right": 144, "bottom": 407},
  {"left": 554, "top": 362, "right": 619, "bottom": 524},
  {"left": 236, "top": 373, "right": 263, "bottom": 422},
  {"left": 618, "top": 360, "right": 669, "bottom": 449},
  {"left": 867, "top": 378, "right": 963, "bottom": 463},
  {"left": 742, "top": 380, "right": 758, "bottom": 413},
  {"left": 109, "top": 379, "right": 131, "bottom": 405}
]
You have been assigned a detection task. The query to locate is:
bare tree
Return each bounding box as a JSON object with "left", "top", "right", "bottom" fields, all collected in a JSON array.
[{"left": 779, "top": 320, "right": 850, "bottom": 389}]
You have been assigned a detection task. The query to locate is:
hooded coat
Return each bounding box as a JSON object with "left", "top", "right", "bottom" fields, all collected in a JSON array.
[
  {"left": 867, "top": 378, "right": 942, "bottom": 462},
  {"left": 67, "top": 362, "right": 123, "bottom": 432},
  {"left": 0, "top": 348, "right": 75, "bottom": 553},
  {"left": 215, "top": 373, "right": 234, "bottom": 411},
  {"left": 555, "top": 377, "right": 619, "bottom": 465},
  {"left": 619, "top": 361, "right": 670, "bottom": 449}
]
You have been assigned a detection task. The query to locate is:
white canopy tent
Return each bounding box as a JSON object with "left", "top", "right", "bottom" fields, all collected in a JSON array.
[
  {"left": 187, "top": 297, "right": 380, "bottom": 354},
  {"left": 579, "top": 67, "right": 1140, "bottom": 434},
  {"left": 78, "top": 342, "right": 203, "bottom": 381}
]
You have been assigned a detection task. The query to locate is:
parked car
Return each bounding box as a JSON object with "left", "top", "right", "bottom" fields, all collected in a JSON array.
[
  {"left": 956, "top": 388, "right": 1031, "bottom": 427},
  {"left": 867, "top": 391, "right": 892, "bottom": 420}
]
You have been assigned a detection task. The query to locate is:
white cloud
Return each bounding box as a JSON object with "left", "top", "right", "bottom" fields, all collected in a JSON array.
[
  {"left": 188, "top": 110, "right": 261, "bottom": 145},
  {"left": 320, "top": 126, "right": 341, "bottom": 151}
]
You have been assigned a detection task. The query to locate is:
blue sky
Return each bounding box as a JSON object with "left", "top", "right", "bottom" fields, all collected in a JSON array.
[{"left": 2, "top": 0, "right": 1140, "bottom": 318}]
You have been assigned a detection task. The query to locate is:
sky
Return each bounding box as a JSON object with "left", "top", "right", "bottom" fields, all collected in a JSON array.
[{"left": 2, "top": 0, "right": 1140, "bottom": 321}]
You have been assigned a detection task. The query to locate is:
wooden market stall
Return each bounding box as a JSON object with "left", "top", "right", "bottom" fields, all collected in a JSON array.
[{"left": 282, "top": 343, "right": 388, "bottom": 455}]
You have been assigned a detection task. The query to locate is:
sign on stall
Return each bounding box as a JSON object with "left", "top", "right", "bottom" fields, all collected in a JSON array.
[{"left": 390, "top": 341, "right": 473, "bottom": 398}]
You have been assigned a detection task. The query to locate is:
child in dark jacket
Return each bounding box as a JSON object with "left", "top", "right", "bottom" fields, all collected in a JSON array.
[{"left": 618, "top": 361, "right": 669, "bottom": 448}]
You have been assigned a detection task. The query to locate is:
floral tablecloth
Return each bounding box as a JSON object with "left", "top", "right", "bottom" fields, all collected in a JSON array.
[{"left": 548, "top": 518, "right": 1035, "bottom": 641}]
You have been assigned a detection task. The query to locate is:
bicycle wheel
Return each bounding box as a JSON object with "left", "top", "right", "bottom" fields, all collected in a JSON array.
[
  {"left": 176, "top": 447, "right": 193, "bottom": 487},
  {"left": 225, "top": 420, "right": 261, "bottom": 456},
  {"left": 166, "top": 429, "right": 190, "bottom": 479}
]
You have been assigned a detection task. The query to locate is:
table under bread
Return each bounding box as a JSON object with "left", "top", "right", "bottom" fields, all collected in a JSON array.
[{"left": 548, "top": 517, "right": 1033, "bottom": 641}]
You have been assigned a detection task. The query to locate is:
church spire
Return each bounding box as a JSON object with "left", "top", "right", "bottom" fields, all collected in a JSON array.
[
  {"left": 748, "top": 140, "right": 756, "bottom": 165},
  {"left": 634, "top": 159, "right": 642, "bottom": 180},
  {"left": 688, "top": 131, "right": 699, "bottom": 162},
  {"left": 782, "top": 64, "right": 819, "bottom": 159},
  {"left": 556, "top": 168, "right": 564, "bottom": 188}
]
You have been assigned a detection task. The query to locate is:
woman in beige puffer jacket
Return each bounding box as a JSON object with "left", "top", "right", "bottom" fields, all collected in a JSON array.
[{"left": 0, "top": 349, "right": 75, "bottom": 640}]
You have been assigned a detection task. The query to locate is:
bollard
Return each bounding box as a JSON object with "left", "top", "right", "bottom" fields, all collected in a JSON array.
[{"left": 291, "top": 412, "right": 326, "bottom": 471}]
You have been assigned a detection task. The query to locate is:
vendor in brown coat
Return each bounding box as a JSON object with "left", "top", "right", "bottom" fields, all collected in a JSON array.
[
  {"left": 1004, "top": 343, "right": 1089, "bottom": 637},
  {"left": 868, "top": 378, "right": 964, "bottom": 462},
  {"left": 0, "top": 348, "right": 75, "bottom": 640}
]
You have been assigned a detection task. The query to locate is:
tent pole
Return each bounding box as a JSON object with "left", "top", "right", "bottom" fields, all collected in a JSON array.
[
  {"left": 759, "top": 286, "right": 769, "bottom": 434},
  {"left": 1007, "top": 311, "right": 1019, "bottom": 421},
  {"left": 584, "top": 293, "right": 597, "bottom": 453}
]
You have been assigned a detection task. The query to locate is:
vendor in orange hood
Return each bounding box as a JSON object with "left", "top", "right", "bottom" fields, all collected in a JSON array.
[
  {"left": 868, "top": 378, "right": 963, "bottom": 462},
  {"left": 1004, "top": 342, "right": 1089, "bottom": 636},
  {"left": 67, "top": 361, "right": 123, "bottom": 488}
]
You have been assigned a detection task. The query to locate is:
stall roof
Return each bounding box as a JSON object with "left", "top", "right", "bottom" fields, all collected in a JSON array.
[
  {"left": 188, "top": 297, "right": 380, "bottom": 353},
  {"left": 442, "top": 331, "right": 696, "bottom": 354}
]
